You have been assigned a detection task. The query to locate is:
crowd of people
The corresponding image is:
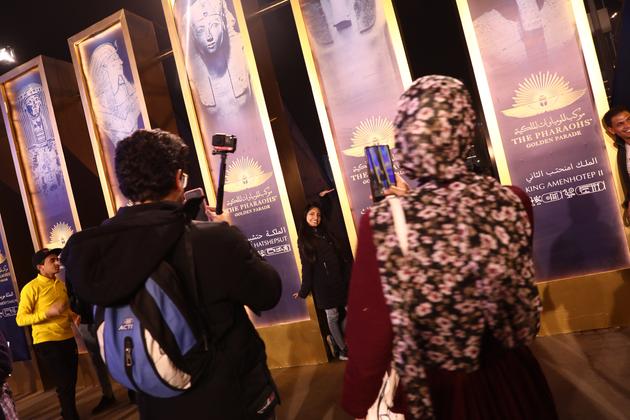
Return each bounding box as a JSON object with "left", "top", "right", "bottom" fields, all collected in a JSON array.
[{"left": 16, "top": 73, "right": 630, "bottom": 418}]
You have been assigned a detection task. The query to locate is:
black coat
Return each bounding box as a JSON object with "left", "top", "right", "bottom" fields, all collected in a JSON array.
[
  {"left": 61, "top": 201, "right": 281, "bottom": 419},
  {"left": 298, "top": 229, "right": 349, "bottom": 309},
  {"left": 616, "top": 138, "right": 630, "bottom": 208},
  {"left": 0, "top": 330, "right": 12, "bottom": 383}
]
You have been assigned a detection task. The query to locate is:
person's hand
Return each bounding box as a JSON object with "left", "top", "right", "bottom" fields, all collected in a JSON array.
[
  {"left": 624, "top": 206, "right": 630, "bottom": 227},
  {"left": 319, "top": 188, "right": 335, "bottom": 197},
  {"left": 205, "top": 204, "right": 230, "bottom": 224},
  {"left": 292, "top": 292, "right": 299, "bottom": 299},
  {"left": 384, "top": 174, "right": 410, "bottom": 197},
  {"left": 73, "top": 314, "right": 81, "bottom": 327},
  {"left": 45, "top": 300, "right": 67, "bottom": 318}
]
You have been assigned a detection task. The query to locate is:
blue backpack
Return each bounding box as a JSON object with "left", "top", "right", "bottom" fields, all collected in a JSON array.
[{"left": 94, "top": 234, "right": 209, "bottom": 398}]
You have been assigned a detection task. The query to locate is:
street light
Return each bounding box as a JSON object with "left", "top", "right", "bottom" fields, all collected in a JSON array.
[{"left": 0, "top": 47, "right": 16, "bottom": 64}]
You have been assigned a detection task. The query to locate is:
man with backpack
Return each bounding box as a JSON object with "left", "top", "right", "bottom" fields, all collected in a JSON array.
[{"left": 61, "top": 129, "right": 282, "bottom": 419}]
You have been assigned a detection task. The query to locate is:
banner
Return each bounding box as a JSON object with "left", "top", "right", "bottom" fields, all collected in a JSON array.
[
  {"left": 291, "top": 0, "right": 412, "bottom": 234},
  {"left": 165, "top": 0, "right": 308, "bottom": 326},
  {"left": 0, "top": 216, "right": 30, "bottom": 361},
  {"left": 69, "top": 16, "right": 150, "bottom": 214},
  {"left": 458, "top": 0, "right": 630, "bottom": 280},
  {"left": 0, "top": 61, "right": 80, "bottom": 249}
]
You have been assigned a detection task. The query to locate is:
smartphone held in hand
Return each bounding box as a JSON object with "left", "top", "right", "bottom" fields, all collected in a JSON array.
[{"left": 365, "top": 145, "right": 397, "bottom": 202}]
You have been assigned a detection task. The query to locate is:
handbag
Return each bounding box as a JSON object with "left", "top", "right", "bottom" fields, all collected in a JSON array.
[{"left": 365, "top": 197, "right": 408, "bottom": 420}]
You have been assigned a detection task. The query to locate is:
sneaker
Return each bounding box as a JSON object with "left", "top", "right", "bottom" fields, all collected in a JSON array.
[
  {"left": 326, "top": 335, "right": 338, "bottom": 358},
  {"left": 91, "top": 395, "right": 116, "bottom": 414},
  {"left": 338, "top": 349, "right": 348, "bottom": 361}
]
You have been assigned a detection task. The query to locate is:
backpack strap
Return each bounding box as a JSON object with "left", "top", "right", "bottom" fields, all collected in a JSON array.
[
  {"left": 184, "top": 223, "right": 209, "bottom": 352},
  {"left": 387, "top": 197, "right": 409, "bottom": 256}
]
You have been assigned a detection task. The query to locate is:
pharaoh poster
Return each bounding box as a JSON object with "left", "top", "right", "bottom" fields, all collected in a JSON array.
[
  {"left": 78, "top": 23, "right": 145, "bottom": 210},
  {"left": 293, "top": 0, "right": 410, "bottom": 226},
  {"left": 0, "top": 217, "right": 29, "bottom": 361},
  {"left": 1, "top": 68, "right": 78, "bottom": 249},
  {"left": 460, "top": 0, "right": 630, "bottom": 280},
  {"left": 168, "top": 0, "right": 308, "bottom": 326}
]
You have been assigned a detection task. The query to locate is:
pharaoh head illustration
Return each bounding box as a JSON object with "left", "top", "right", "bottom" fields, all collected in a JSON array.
[
  {"left": 224, "top": 156, "right": 273, "bottom": 192},
  {"left": 88, "top": 42, "right": 140, "bottom": 145},
  {"left": 48, "top": 222, "right": 74, "bottom": 248},
  {"left": 185, "top": 0, "right": 249, "bottom": 108},
  {"left": 343, "top": 116, "right": 395, "bottom": 157},
  {"left": 190, "top": 0, "right": 233, "bottom": 56},
  {"left": 24, "top": 91, "right": 42, "bottom": 118},
  {"left": 502, "top": 72, "right": 586, "bottom": 118},
  {"left": 17, "top": 83, "right": 52, "bottom": 146}
]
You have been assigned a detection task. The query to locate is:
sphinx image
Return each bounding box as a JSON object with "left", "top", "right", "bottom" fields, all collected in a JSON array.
[{"left": 88, "top": 42, "right": 141, "bottom": 147}]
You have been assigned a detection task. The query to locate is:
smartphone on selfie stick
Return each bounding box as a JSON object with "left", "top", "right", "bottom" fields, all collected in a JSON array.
[
  {"left": 211, "top": 133, "right": 237, "bottom": 215},
  {"left": 365, "top": 145, "right": 397, "bottom": 202}
]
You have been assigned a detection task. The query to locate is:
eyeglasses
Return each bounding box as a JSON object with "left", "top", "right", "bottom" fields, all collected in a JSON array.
[{"left": 180, "top": 172, "right": 188, "bottom": 189}]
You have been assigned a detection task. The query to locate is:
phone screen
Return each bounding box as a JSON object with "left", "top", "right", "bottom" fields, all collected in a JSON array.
[{"left": 365, "top": 145, "right": 396, "bottom": 202}]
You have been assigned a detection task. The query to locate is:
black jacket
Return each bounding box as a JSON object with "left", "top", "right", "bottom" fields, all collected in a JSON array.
[
  {"left": 61, "top": 200, "right": 282, "bottom": 419},
  {"left": 298, "top": 229, "right": 349, "bottom": 309},
  {"left": 0, "top": 330, "right": 12, "bottom": 383},
  {"left": 615, "top": 138, "right": 630, "bottom": 208}
]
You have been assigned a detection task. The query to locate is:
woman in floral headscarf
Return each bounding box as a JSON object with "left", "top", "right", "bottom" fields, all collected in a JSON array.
[{"left": 341, "top": 75, "right": 557, "bottom": 419}]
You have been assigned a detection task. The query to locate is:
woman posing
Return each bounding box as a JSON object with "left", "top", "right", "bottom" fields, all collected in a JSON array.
[{"left": 293, "top": 203, "right": 350, "bottom": 360}]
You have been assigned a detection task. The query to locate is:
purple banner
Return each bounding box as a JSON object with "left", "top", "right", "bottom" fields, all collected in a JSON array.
[
  {"left": 0, "top": 218, "right": 30, "bottom": 361},
  {"left": 79, "top": 23, "right": 146, "bottom": 211},
  {"left": 297, "top": 0, "right": 409, "bottom": 225},
  {"left": 3, "top": 69, "right": 78, "bottom": 248},
  {"left": 171, "top": 0, "right": 308, "bottom": 326},
  {"left": 467, "top": 0, "right": 630, "bottom": 280}
]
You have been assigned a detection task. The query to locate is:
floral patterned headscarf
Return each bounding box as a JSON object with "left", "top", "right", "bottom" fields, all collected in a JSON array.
[
  {"left": 395, "top": 75, "right": 475, "bottom": 183},
  {"left": 370, "top": 75, "right": 540, "bottom": 418}
]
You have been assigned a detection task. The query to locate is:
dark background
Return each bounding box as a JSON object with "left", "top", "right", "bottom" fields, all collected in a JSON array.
[{"left": 0, "top": 0, "right": 625, "bottom": 285}]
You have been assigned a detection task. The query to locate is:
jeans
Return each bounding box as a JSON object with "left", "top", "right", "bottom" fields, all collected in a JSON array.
[
  {"left": 33, "top": 338, "right": 79, "bottom": 420},
  {"left": 324, "top": 307, "right": 346, "bottom": 351},
  {"left": 78, "top": 323, "right": 114, "bottom": 398}
]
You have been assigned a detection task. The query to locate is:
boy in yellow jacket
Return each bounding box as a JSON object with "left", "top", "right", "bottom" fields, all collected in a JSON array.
[{"left": 16, "top": 248, "right": 79, "bottom": 420}]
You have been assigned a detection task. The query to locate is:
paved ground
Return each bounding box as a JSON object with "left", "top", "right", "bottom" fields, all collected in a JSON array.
[{"left": 15, "top": 327, "right": 630, "bottom": 419}]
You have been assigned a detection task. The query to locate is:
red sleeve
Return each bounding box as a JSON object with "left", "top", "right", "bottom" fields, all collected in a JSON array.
[
  {"left": 507, "top": 185, "right": 534, "bottom": 228},
  {"left": 341, "top": 212, "right": 395, "bottom": 418}
]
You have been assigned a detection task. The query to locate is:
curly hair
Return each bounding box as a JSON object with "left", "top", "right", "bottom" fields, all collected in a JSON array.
[{"left": 115, "top": 129, "right": 189, "bottom": 202}]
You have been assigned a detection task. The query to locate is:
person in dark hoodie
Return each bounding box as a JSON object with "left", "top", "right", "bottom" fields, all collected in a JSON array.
[{"left": 61, "top": 129, "right": 282, "bottom": 420}]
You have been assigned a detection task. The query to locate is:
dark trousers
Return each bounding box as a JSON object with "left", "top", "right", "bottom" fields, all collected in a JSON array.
[
  {"left": 34, "top": 338, "right": 79, "bottom": 420},
  {"left": 78, "top": 324, "right": 113, "bottom": 398}
]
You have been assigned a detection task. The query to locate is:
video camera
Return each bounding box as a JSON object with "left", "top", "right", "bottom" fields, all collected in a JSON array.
[{"left": 212, "top": 133, "right": 237, "bottom": 154}]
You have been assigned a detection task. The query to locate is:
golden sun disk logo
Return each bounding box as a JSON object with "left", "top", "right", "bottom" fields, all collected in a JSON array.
[
  {"left": 0, "top": 252, "right": 5, "bottom": 265},
  {"left": 49, "top": 222, "right": 74, "bottom": 248},
  {"left": 343, "top": 116, "right": 395, "bottom": 157},
  {"left": 502, "top": 71, "right": 586, "bottom": 118},
  {"left": 224, "top": 156, "right": 273, "bottom": 192}
]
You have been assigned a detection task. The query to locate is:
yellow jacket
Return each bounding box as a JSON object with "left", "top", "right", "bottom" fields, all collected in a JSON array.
[{"left": 16, "top": 274, "right": 75, "bottom": 344}]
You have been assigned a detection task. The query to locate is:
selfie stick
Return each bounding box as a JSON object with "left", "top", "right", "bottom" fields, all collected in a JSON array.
[{"left": 210, "top": 149, "right": 229, "bottom": 215}]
